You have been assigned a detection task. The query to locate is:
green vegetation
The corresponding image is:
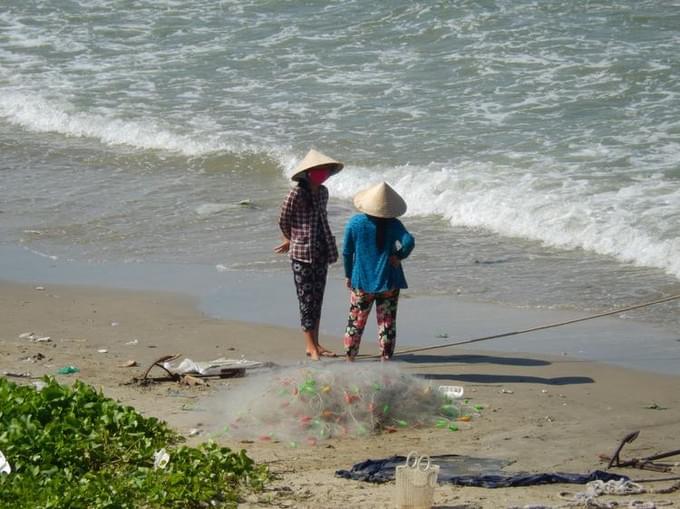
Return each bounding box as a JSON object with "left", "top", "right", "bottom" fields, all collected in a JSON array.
[{"left": 0, "top": 377, "right": 268, "bottom": 508}]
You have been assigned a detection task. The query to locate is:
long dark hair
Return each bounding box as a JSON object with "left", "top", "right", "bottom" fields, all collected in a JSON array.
[
  {"left": 296, "top": 178, "right": 314, "bottom": 207},
  {"left": 368, "top": 215, "right": 389, "bottom": 250}
]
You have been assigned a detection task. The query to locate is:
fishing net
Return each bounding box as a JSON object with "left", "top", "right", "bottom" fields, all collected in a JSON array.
[{"left": 222, "top": 363, "right": 479, "bottom": 446}]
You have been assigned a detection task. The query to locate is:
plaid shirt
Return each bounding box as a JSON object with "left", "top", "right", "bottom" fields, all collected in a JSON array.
[{"left": 278, "top": 185, "right": 338, "bottom": 264}]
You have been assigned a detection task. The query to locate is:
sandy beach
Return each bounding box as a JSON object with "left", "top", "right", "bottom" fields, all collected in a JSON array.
[{"left": 1, "top": 279, "right": 679, "bottom": 509}]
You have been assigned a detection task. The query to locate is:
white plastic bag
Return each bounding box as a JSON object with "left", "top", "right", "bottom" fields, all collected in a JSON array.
[
  {"left": 153, "top": 448, "right": 170, "bottom": 470},
  {"left": 0, "top": 450, "right": 11, "bottom": 475}
]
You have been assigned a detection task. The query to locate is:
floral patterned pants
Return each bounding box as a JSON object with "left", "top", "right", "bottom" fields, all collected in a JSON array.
[
  {"left": 344, "top": 288, "right": 400, "bottom": 359},
  {"left": 291, "top": 259, "right": 328, "bottom": 331}
]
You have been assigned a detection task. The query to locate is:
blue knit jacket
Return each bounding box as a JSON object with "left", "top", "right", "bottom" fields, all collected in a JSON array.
[{"left": 342, "top": 214, "right": 415, "bottom": 293}]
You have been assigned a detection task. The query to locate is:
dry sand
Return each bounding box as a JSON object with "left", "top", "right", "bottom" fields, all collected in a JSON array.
[{"left": 1, "top": 280, "right": 679, "bottom": 508}]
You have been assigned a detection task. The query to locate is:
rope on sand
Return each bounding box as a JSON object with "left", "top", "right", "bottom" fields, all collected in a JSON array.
[
  {"left": 555, "top": 479, "right": 680, "bottom": 508},
  {"left": 363, "top": 292, "right": 680, "bottom": 360}
]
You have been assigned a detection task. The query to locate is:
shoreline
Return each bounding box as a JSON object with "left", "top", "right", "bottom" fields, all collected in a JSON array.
[
  {"left": 2, "top": 279, "right": 680, "bottom": 508},
  {"left": 2, "top": 243, "right": 679, "bottom": 376}
]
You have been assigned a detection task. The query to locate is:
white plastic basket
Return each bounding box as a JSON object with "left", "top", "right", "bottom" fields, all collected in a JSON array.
[
  {"left": 395, "top": 452, "right": 439, "bottom": 509},
  {"left": 438, "top": 385, "right": 464, "bottom": 399}
]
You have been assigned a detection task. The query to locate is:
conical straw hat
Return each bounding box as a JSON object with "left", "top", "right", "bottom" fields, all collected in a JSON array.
[
  {"left": 353, "top": 181, "right": 407, "bottom": 218},
  {"left": 288, "top": 149, "right": 344, "bottom": 181}
]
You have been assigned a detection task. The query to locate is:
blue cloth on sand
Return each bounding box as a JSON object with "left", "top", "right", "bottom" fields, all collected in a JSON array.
[
  {"left": 342, "top": 214, "right": 415, "bottom": 293},
  {"left": 335, "top": 455, "right": 629, "bottom": 487}
]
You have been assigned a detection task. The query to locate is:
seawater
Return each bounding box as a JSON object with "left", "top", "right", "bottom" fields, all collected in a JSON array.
[{"left": 1, "top": 1, "right": 679, "bottom": 330}]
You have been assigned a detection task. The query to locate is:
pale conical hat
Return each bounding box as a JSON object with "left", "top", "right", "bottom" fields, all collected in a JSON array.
[
  {"left": 353, "top": 181, "right": 407, "bottom": 218},
  {"left": 288, "top": 149, "right": 344, "bottom": 181}
]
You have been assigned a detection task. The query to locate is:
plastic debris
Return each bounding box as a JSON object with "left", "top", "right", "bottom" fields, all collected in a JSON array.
[
  {"left": 0, "top": 450, "right": 10, "bottom": 475},
  {"left": 57, "top": 366, "right": 80, "bottom": 375},
  {"left": 644, "top": 402, "right": 668, "bottom": 410},
  {"left": 97, "top": 349, "right": 108, "bottom": 353},
  {"left": 3, "top": 371, "right": 32, "bottom": 378},
  {"left": 164, "top": 357, "right": 265, "bottom": 376},
  {"left": 153, "top": 449, "right": 170, "bottom": 470},
  {"left": 18, "top": 332, "right": 51, "bottom": 343},
  {"left": 438, "top": 385, "right": 464, "bottom": 399}
]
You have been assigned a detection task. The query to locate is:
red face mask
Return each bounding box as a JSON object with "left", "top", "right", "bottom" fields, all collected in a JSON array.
[{"left": 307, "top": 168, "right": 331, "bottom": 185}]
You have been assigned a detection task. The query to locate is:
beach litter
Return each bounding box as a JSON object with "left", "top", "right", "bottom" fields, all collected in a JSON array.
[
  {"left": 20, "top": 352, "right": 46, "bottom": 363},
  {"left": 3, "top": 371, "right": 33, "bottom": 379},
  {"left": 644, "top": 403, "right": 668, "bottom": 411},
  {"left": 0, "top": 450, "right": 11, "bottom": 475},
  {"left": 221, "top": 363, "right": 479, "bottom": 445},
  {"left": 131, "top": 354, "right": 269, "bottom": 385},
  {"left": 57, "top": 366, "right": 80, "bottom": 375},
  {"left": 153, "top": 448, "right": 170, "bottom": 470},
  {"left": 438, "top": 385, "right": 464, "bottom": 399},
  {"left": 18, "top": 332, "right": 52, "bottom": 343}
]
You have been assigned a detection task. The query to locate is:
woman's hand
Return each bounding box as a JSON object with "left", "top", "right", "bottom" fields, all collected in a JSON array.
[
  {"left": 274, "top": 239, "right": 290, "bottom": 254},
  {"left": 389, "top": 255, "right": 401, "bottom": 268}
]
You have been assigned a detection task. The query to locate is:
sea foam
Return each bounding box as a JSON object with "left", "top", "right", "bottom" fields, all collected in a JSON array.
[
  {"left": 328, "top": 161, "right": 680, "bottom": 280},
  {"left": 0, "top": 90, "right": 250, "bottom": 157}
]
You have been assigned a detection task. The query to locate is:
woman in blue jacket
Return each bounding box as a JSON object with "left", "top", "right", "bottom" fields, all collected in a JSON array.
[{"left": 342, "top": 181, "right": 415, "bottom": 361}]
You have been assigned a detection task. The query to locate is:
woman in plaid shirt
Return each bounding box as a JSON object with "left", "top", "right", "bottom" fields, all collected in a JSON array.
[{"left": 275, "top": 149, "right": 343, "bottom": 360}]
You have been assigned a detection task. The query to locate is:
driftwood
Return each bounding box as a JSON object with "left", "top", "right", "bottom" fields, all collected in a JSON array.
[{"left": 600, "top": 430, "right": 679, "bottom": 473}]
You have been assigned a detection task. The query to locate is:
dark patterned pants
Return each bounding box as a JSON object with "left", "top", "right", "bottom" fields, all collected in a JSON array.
[
  {"left": 291, "top": 259, "right": 328, "bottom": 331},
  {"left": 344, "top": 288, "right": 400, "bottom": 359}
]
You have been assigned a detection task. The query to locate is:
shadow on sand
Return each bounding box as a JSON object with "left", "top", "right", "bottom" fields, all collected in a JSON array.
[
  {"left": 392, "top": 354, "right": 593, "bottom": 385},
  {"left": 416, "top": 372, "right": 593, "bottom": 385},
  {"left": 396, "top": 353, "right": 550, "bottom": 367}
]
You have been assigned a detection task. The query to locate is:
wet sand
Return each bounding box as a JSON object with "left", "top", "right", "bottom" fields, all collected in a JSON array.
[{"left": 1, "top": 280, "right": 679, "bottom": 508}]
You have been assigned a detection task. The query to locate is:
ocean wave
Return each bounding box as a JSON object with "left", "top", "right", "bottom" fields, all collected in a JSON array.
[
  {"left": 0, "top": 90, "right": 274, "bottom": 158},
  {"left": 328, "top": 162, "right": 680, "bottom": 280}
]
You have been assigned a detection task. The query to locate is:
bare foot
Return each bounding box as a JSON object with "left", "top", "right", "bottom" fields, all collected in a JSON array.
[
  {"left": 305, "top": 349, "right": 321, "bottom": 361},
  {"left": 317, "top": 347, "right": 337, "bottom": 358},
  {"left": 345, "top": 355, "right": 355, "bottom": 362},
  {"left": 309, "top": 345, "right": 337, "bottom": 357}
]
